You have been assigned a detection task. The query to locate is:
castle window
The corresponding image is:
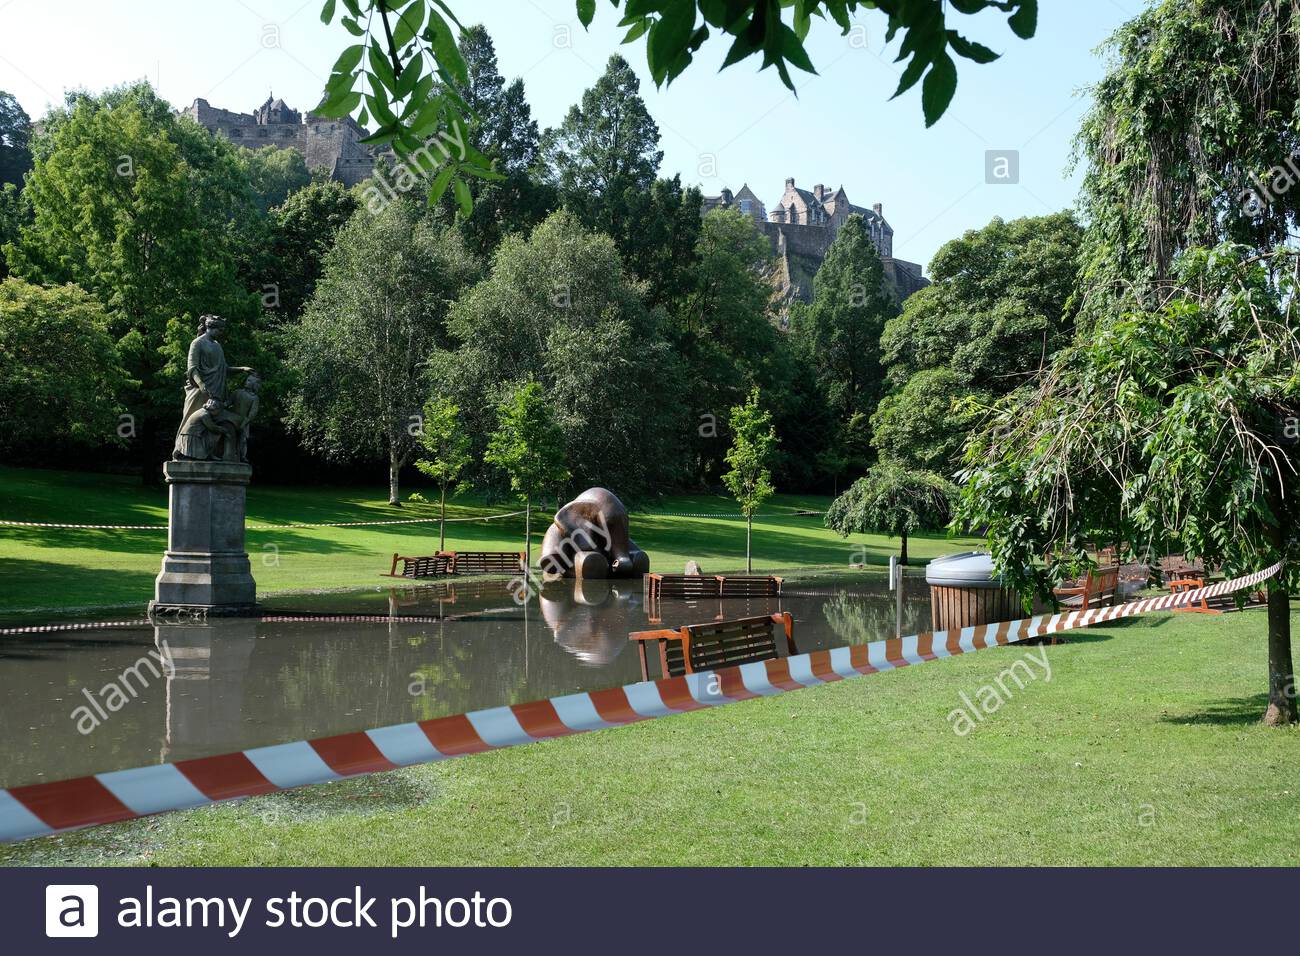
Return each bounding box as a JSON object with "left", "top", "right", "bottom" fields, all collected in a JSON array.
[
  {"left": 788, "top": 204, "right": 798, "bottom": 224},
  {"left": 739, "top": 199, "right": 751, "bottom": 214},
  {"left": 257, "top": 128, "right": 268, "bottom": 137}
]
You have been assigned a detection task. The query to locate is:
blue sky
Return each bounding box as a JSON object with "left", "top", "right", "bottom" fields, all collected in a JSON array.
[{"left": 0, "top": 0, "right": 1146, "bottom": 268}]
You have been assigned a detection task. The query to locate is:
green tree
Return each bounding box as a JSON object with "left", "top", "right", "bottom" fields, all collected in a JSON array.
[
  {"left": 0, "top": 277, "right": 131, "bottom": 457},
  {"left": 958, "top": 244, "right": 1300, "bottom": 725},
  {"left": 434, "top": 24, "right": 552, "bottom": 258},
  {"left": 673, "top": 206, "right": 780, "bottom": 483},
  {"left": 485, "top": 378, "right": 570, "bottom": 567},
  {"left": 0, "top": 91, "right": 32, "bottom": 187},
  {"left": 414, "top": 395, "right": 473, "bottom": 550},
  {"left": 238, "top": 145, "right": 312, "bottom": 213},
  {"left": 1075, "top": 0, "right": 1300, "bottom": 321},
  {"left": 791, "top": 213, "right": 895, "bottom": 424},
  {"left": 825, "top": 460, "right": 955, "bottom": 565},
  {"left": 261, "top": 179, "right": 359, "bottom": 321},
  {"left": 722, "top": 388, "right": 778, "bottom": 572},
  {"left": 284, "top": 199, "right": 479, "bottom": 504},
  {"left": 0, "top": 183, "right": 25, "bottom": 280},
  {"left": 5, "top": 82, "right": 263, "bottom": 475},
  {"left": 871, "top": 367, "right": 990, "bottom": 475},
  {"left": 432, "top": 209, "right": 685, "bottom": 497},
  {"left": 880, "top": 213, "right": 1082, "bottom": 391}
]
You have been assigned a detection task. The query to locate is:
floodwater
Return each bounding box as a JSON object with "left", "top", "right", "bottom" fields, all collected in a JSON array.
[{"left": 0, "top": 575, "right": 931, "bottom": 789}]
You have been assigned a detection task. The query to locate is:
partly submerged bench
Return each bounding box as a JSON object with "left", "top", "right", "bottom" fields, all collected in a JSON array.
[
  {"left": 1053, "top": 565, "right": 1120, "bottom": 610},
  {"left": 384, "top": 550, "right": 525, "bottom": 579},
  {"left": 645, "top": 573, "right": 783, "bottom": 602},
  {"left": 628, "top": 612, "right": 797, "bottom": 681}
]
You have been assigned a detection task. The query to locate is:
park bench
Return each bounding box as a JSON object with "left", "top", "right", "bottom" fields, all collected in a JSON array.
[
  {"left": 644, "top": 573, "right": 783, "bottom": 602},
  {"left": 383, "top": 550, "right": 525, "bottom": 579},
  {"left": 1053, "top": 565, "right": 1120, "bottom": 610},
  {"left": 628, "top": 612, "right": 797, "bottom": 681},
  {"left": 1167, "top": 577, "right": 1220, "bottom": 614},
  {"left": 384, "top": 552, "right": 454, "bottom": 579}
]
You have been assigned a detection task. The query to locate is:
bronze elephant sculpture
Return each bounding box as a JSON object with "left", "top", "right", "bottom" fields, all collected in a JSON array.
[{"left": 539, "top": 487, "right": 650, "bottom": 580}]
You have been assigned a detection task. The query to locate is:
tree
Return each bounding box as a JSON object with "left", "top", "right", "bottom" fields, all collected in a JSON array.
[
  {"left": 723, "top": 389, "right": 778, "bottom": 572},
  {"left": 957, "top": 245, "right": 1299, "bottom": 725},
  {"left": 0, "top": 183, "right": 24, "bottom": 280},
  {"left": 261, "top": 179, "right": 358, "bottom": 321},
  {"left": 485, "top": 378, "right": 570, "bottom": 567},
  {"left": 825, "top": 460, "right": 955, "bottom": 565},
  {"left": 5, "top": 82, "right": 263, "bottom": 477},
  {"left": 0, "top": 91, "right": 32, "bottom": 187},
  {"left": 414, "top": 395, "right": 473, "bottom": 550},
  {"left": 791, "top": 213, "right": 895, "bottom": 424},
  {"left": 1075, "top": 0, "right": 1300, "bottom": 321},
  {"left": 284, "top": 199, "right": 479, "bottom": 504},
  {"left": 432, "top": 209, "right": 685, "bottom": 497},
  {"left": 880, "top": 213, "right": 1082, "bottom": 391},
  {"left": 672, "top": 206, "right": 780, "bottom": 484},
  {"left": 313, "top": 1, "right": 1038, "bottom": 214},
  {"left": 871, "top": 367, "right": 989, "bottom": 475},
  {"left": 435, "top": 24, "right": 552, "bottom": 258},
  {"left": 0, "top": 277, "right": 131, "bottom": 457},
  {"left": 238, "top": 145, "right": 312, "bottom": 213}
]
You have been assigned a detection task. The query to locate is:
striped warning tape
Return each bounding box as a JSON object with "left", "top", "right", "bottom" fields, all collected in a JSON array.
[
  {"left": 0, "top": 562, "right": 1280, "bottom": 844},
  {"left": 0, "top": 509, "right": 527, "bottom": 531}
]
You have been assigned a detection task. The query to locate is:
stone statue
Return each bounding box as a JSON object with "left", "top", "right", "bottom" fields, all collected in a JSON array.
[
  {"left": 172, "top": 314, "right": 257, "bottom": 462},
  {"left": 539, "top": 487, "right": 650, "bottom": 580},
  {"left": 174, "top": 399, "right": 239, "bottom": 462}
]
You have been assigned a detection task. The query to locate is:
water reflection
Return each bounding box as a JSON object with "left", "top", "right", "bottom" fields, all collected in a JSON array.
[{"left": 0, "top": 575, "right": 928, "bottom": 788}]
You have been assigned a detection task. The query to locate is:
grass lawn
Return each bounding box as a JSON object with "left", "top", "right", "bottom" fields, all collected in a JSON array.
[
  {"left": 2, "top": 607, "right": 1296, "bottom": 866},
  {"left": 0, "top": 465, "right": 976, "bottom": 614}
]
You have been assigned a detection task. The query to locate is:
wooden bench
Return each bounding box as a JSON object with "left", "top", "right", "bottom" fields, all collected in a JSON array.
[
  {"left": 1053, "top": 565, "right": 1120, "bottom": 610},
  {"left": 1167, "top": 577, "right": 1220, "bottom": 614},
  {"left": 384, "top": 552, "right": 454, "bottom": 578},
  {"left": 383, "top": 550, "right": 524, "bottom": 579},
  {"left": 628, "top": 612, "right": 796, "bottom": 681},
  {"left": 645, "top": 573, "right": 783, "bottom": 602}
]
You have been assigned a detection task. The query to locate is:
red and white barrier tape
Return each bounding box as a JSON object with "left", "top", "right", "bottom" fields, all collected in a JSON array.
[
  {"left": 0, "top": 562, "right": 1280, "bottom": 844},
  {"left": 0, "top": 510, "right": 526, "bottom": 531}
]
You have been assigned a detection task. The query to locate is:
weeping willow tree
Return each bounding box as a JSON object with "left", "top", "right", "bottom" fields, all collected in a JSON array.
[
  {"left": 1075, "top": 0, "right": 1300, "bottom": 320},
  {"left": 961, "top": 0, "right": 1300, "bottom": 726},
  {"left": 959, "top": 247, "right": 1300, "bottom": 725}
]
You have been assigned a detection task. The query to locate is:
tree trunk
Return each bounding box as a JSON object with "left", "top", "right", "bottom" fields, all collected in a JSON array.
[
  {"left": 746, "top": 514, "right": 752, "bottom": 573},
  {"left": 524, "top": 496, "right": 531, "bottom": 568},
  {"left": 439, "top": 485, "right": 446, "bottom": 551},
  {"left": 388, "top": 450, "right": 401, "bottom": 507},
  {"left": 900, "top": 531, "right": 909, "bottom": 566},
  {"left": 1263, "top": 580, "right": 1295, "bottom": 726}
]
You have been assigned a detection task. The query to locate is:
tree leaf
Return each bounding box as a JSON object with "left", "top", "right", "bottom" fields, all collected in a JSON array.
[
  {"left": 921, "top": 53, "right": 957, "bottom": 127},
  {"left": 320, "top": 0, "right": 336, "bottom": 25},
  {"left": 576, "top": 0, "right": 596, "bottom": 28}
]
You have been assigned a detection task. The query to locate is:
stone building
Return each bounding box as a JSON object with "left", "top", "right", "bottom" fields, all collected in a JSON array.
[
  {"left": 704, "top": 177, "right": 928, "bottom": 310},
  {"left": 181, "top": 95, "right": 376, "bottom": 186}
]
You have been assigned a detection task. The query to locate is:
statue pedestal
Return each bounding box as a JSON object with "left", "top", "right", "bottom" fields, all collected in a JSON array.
[{"left": 149, "top": 460, "right": 258, "bottom": 615}]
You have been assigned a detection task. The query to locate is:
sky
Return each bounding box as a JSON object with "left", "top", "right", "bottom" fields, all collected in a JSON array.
[{"left": 0, "top": 0, "right": 1148, "bottom": 269}]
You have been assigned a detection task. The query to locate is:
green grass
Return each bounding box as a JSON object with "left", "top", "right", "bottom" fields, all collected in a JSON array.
[
  {"left": 0, "top": 465, "right": 976, "bottom": 614},
  {"left": 4, "top": 607, "right": 1296, "bottom": 866}
]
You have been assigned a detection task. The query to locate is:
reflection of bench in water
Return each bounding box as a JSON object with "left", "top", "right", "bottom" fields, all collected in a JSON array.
[
  {"left": 628, "top": 612, "right": 797, "bottom": 681},
  {"left": 384, "top": 550, "right": 526, "bottom": 578},
  {"left": 645, "top": 573, "right": 783, "bottom": 601}
]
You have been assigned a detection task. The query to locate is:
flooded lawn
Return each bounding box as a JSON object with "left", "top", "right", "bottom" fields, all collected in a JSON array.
[{"left": 0, "top": 575, "right": 931, "bottom": 789}]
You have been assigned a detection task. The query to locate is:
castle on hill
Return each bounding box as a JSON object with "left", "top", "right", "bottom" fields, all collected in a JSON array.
[
  {"left": 703, "top": 178, "right": 928, "bottom": 307},
  {"left": 182, "top": 95, "right": 376, "bottom": 186}
]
